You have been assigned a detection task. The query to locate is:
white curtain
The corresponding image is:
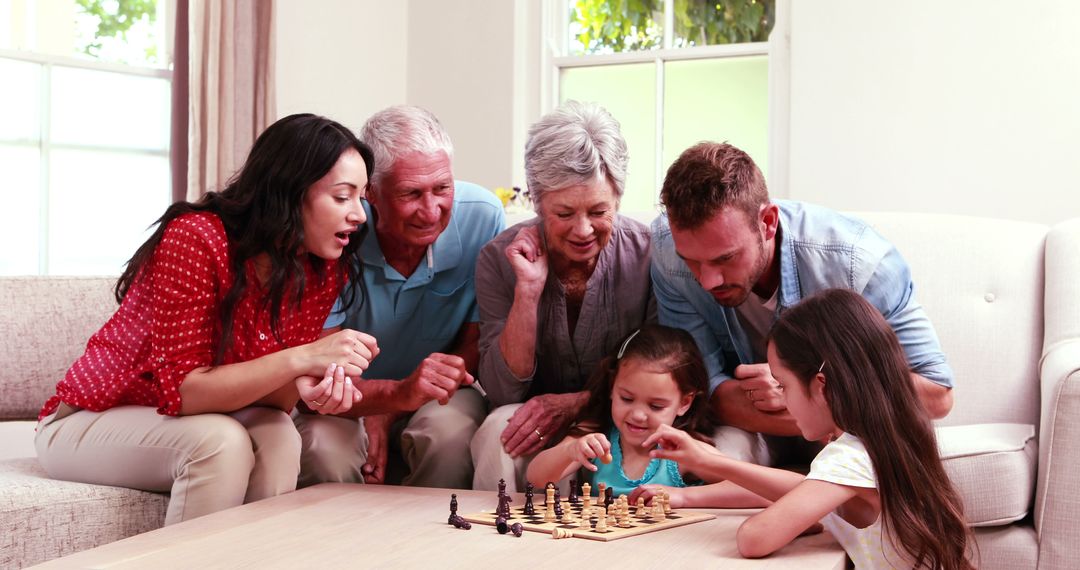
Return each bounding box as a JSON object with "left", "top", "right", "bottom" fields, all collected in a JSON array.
[{"left": 186, "top": 0, "right": 275, "bottom": 201}]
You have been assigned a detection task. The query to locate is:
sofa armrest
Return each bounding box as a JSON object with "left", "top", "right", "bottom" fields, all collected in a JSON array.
[{"left": 1035, "top": 217, "right": 1080, "bottom": 570}]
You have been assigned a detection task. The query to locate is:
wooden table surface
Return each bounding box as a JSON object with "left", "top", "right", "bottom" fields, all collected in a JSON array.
[{"left": 34, "top": 483, "right": 846, "bottom": 569}]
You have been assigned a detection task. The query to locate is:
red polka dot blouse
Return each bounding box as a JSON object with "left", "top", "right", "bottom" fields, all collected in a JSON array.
[{"left": 39, "top": 212, "right": 345, "bottom": 420}]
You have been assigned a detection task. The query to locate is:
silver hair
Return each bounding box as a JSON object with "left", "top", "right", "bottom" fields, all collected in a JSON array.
[
  {"left": 359, "top": 105, "right": 454, "bottom": 186},
  {"left": 524, "top": 100, "right": 628, "bottom": 212}
]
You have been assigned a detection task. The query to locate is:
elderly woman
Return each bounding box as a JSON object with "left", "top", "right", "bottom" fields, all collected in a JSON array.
[{"left": 470, "top": 101, "right": 655, "bottom": 491}]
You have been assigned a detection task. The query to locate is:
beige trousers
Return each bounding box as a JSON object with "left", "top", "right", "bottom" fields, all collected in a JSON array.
[
  {"left": 35, "top": 405, "right": 301, "bottom": 525},
  {"left": 295, "top": 387, "right": 486, "bottom": 489}
]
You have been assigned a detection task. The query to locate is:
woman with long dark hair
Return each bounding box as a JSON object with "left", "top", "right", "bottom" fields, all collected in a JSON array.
[
  {"left": 35, "top": 113, "right": 380, "bottom": 524},
  {"left": 645, "top": 289, "right": 973, "bottom": 569}
]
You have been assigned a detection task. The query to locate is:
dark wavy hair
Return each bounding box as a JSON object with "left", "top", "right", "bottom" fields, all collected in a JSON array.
[
  {"left": 769, "top": 289, "right": 974, "bottom": 570},
  {"left": 660, "top": 141, "right": 768, "bottom": 231},
  {"left": 573, "top": 325, "right": 714, "bottom": 444},
  {"left": 116, "top": 113, "right": 374, "bottom": 364}
]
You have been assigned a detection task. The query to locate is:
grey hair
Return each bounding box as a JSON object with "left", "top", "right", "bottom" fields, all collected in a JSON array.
[
  {"left": 524, "top": 100, "right": 628, "bottom": 213},
  {"left": 359, "top": 105, "right": 454, "bottom": 186}
]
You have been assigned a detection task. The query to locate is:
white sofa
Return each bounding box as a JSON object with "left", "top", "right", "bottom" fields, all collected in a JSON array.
[{"left": 1, "top": 213, "right": 1078, "bottom": 568}]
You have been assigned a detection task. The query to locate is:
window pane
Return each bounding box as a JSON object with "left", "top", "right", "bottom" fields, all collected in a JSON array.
[
  {"left": 560, "top": 63, "right": 657, "bottom": 214},
  {"left": 663, "top": 56, "right": 769, "bottom": 178},
  {"left": 0, "top": 145, "right": 41, "bottom": 275},
  {"left": 49, "top": 149, "right": 169, "bottom": 275},
  {"left": 673, "top": 0, "right": 775, "bottom": 48},
  {"left": 569, "top": 0, "right": 664, "bottom": 55},
  {"left": 51, "top": 66, "right": 170, "bottom": 150},
  {"left": 0, "top": 57, "right": 41, "bottom": 142},
  {"left": 1, "top": 0, "right": 169, "bottom": 69}
]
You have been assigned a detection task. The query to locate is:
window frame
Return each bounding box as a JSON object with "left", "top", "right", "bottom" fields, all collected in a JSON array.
[
  {"left": 0, "top": 47, "right": 172, "bottom": 274},
  {"left": 540, "top": 0, "right": 790, "bottom": 207}
]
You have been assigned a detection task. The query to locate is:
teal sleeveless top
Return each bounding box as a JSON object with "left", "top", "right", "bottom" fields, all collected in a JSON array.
[{"left": 589, "top": 428, "right": 695, "bottom": 498}]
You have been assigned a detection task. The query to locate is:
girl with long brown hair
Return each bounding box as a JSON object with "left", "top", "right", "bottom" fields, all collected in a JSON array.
[
  {"left": 645, "top": 289, "right": 973, "bottom": 569},
  {"left": 527, "top": 325, "right": 767, "bottom": 507}
]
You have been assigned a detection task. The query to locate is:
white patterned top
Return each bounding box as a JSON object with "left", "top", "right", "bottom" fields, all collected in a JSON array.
[{"left": 806, "top": 433, "right": 912, "bottom": 569}]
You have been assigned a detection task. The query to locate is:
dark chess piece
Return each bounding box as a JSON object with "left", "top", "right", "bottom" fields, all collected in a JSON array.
[
  {"left": 568, "top": 479, "right": 579, "bottom": 504},
  {"left": 553, "top": 487, "right": 564, "bottom": 518},
  {"left": 449, "top": 514, "right": 472, "bottom": 530},
  {"left": 495, "top": 478, "right": 507, "bottom": 511},
  {"left": 511, "top": 522, "right": 524, "bottom": 537},
  {"left": 495, "top": 516, "right": 509, "bottom": 534},
  {"left": 605, "top": 487, "right": 615, "bottom": 509},
  {"left": 497, "top": 491, "right": 513, "bottom": 519},
  {"left": 523, "top": 482, "right": 536, "bottom": 516},
  {"left": 448, "top": 493, "right": 459, "bottom": 525}
]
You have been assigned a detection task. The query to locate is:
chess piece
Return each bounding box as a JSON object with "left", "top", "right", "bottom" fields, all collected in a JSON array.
[
  {"left": 496, "top": 516, "right": 510, "bottom": 535},
  {"left": 496, "top": 479, "right": 512, "bottom": 519},
  {"left": 523, "top": 482, "right": 536, "bottom": 516},
  {"left": 449, "top": 514, "right": 472, "bottom": 530},
  {"left": 568, "top": 479, "right": 579, "bottom": 504},
  {"left": 594, "top": 507, "right": 608, "bottom": 532},
  {"left": 635, "top": 496, "right": 646, "bottom": 516},
  {"left": 448, "top": 493, "right": 459, "bottom": 525},
  {"left": 560, "top": 500, "right": 574, "bottom": 524},
  {"left": 553, "top": 488, "right": 564, "bottom": 518},
  {"left": 552, "top": 528, "right": 573, "bottom": 539},
  {"left": 597, "top": 482, "right": 606, "bottom": 502},
  {"left": 601, "top": 451, "right": 613, "bottom": 464},
  {"left": 582, "top": 482, "right": 591, "bottom": 499},
  {"left": 544, "top": 486, "right": 556, "bottom": 522},
  {"left": 605, "top": 487, "right": 614, "bottom": 509},
  {"left": 544, "top": 482, "right": 555, "bottom": 506},
  {"left": 653, "top": 502, "right": 666, "bottom": 521},
  {"left": 511, "top": 522, "right": 524, "bottom": 537}
]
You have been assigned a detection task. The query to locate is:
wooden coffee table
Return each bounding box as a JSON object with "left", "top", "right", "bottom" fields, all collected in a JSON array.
[{"left": 33, "top": 483, "right": 846, "bottom": 569}]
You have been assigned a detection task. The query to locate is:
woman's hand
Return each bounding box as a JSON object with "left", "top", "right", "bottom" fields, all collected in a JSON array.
[
  {"left": 501, "top": 392, "right": 588, "bottom": 457},
  {"left": 642, "top": 424, "right": 725, "bottom": 473},
  {"left": 298, "top": 329, "right": 379, "bottom": 378},
  {"left": 296, "top": 362, "right": 362, "bottom": 415},
  {"left": 566, "top": 432, "right": 611, "bottom": 472},
  {"left": 629, "top": 484, "right": 686, "bottom": 509},
  {"left": 504, "top": 226, "right": 548, "bottom": 294}
]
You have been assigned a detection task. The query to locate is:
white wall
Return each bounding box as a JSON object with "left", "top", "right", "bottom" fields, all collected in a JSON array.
[
  {"left": 275, "top": 0, "right": 407, "bottom": 132},
  {"left": 786, "top": 1, "right": 1080, "bottom": 225},
  {"left": 405, "top": 0, "right": 519, "bottom": 190}
]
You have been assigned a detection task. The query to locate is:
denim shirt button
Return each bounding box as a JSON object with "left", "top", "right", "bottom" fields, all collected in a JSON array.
[{"left": 984, "top": 293, "right": 996, "bottom": 303}]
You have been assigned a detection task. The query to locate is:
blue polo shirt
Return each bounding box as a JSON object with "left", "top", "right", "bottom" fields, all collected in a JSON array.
[{"left": 325, "top": 181, "right": 505, "bottom": 380}]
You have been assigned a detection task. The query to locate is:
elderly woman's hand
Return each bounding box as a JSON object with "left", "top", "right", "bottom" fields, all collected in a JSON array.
[
  {"left": 504, "top": 226, "right": 548, "bottom": 295},
  {"left": 500, "top": 391, "right": 588, "bottom": 457}
]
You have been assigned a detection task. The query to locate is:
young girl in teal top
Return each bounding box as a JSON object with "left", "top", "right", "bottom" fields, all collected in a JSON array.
[{"left": 527, "top": 325, "right": 767, "bottom": 508}]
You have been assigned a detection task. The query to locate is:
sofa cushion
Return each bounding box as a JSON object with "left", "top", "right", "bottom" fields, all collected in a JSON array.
[
  {"left": 937, "top": 423, "right": 1036, "bottom": 526},
  {"left": 0, "top": 277, "right": 117, "bottom": 420},
  {"left": 0, "top": 457, "right": 167, "bottom": 568},
  {"left": 0, "top": 421, "right": 36, "bottom": 461}
]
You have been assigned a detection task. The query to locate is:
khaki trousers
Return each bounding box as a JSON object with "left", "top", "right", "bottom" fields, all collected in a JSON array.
[
  {"left": 295, "top": 387, "right": 486, "bottom": 489},
  {"left": 35, "top": 405, "right": 301, "bottom": 525}
]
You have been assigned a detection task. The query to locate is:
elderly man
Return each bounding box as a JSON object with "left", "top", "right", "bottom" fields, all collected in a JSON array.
[
  {"left": 294, "top": 105, "right": 504, "bottom": 489},
  {"left": 651, "top": 142, "right": 954, "bottom": 464}
]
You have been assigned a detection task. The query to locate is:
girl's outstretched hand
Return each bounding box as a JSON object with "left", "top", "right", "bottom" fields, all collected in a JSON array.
[
  {"left": 629, "top": 484, "right": 686, "bottom": 509},
  {"left": 296, "top": 362, "right": 362, "bottom": 415},
  {"left": 567, "top": 432, "right": 611, "bottom": 472},
  {"left": 643, "top": 424, "right": 724, "bottom": 472}
]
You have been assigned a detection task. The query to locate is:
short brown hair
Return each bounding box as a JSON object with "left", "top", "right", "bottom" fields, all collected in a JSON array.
[{"left": 660, "top": 142, "right": 769, "bottom": 230}]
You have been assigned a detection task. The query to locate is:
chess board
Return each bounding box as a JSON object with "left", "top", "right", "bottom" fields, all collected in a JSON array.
[{"left": 461, "top": 501, "right": 716, "bottom": 542}]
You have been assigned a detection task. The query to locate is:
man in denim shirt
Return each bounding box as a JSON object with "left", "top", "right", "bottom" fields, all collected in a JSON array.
[{"left": 651, "top": 142, "right": 953, "bottom": 464}]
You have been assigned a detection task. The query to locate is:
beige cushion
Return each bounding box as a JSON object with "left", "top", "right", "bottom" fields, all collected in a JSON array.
[
  {"left": 0, "top": 457, "right": 167, "bottom": 568},
  {"left": 0, "top": 421, "right": 36, "bottom": 461},
  {"left": 938, "top": 423, "right": 1036, "bottom": 526},
  {"left": 0, "top": 277, "right": 117, "bottom": 420},
  {"left": 857, "top": 213, "right": 1047, "bottom": 429}
]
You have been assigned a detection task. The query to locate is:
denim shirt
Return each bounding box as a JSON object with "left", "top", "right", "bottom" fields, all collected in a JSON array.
[{"left": 650, "top": 200, "right": 953, "bottom": 396}]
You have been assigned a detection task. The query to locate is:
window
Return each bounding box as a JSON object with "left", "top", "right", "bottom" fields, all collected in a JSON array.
[
  {"left": 547, "top": 0, "right": 775, "bottom": 213},
  {"left": 0, "top": 0, "right": 173, "bottom": 276}
]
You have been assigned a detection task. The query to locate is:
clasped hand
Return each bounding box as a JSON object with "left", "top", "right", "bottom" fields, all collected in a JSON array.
[{"left": 295, "top": 362, "right": 362, "bottom": 415}]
